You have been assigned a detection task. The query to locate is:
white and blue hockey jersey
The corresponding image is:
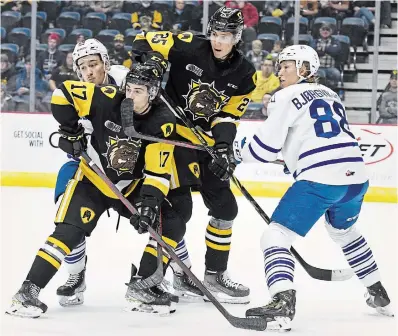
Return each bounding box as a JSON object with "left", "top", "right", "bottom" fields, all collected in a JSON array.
[{"left": 237, "top": 82, "right": 368, "bottom": 185}]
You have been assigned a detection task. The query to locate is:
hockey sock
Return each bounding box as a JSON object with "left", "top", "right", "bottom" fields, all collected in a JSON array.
[
  {"left": 261, "top": 223, "right": 298, "bottom": 297},
  {"left": 169, "top": 239, "right": 192, "bottom": 274},
  {"left": 205, "top": 217, "right": 233, "bottom": 272},
  {"left": 26, "top": 224, "right": 85, "bottom": 288},
  {"left": 326, "top": 224, "right": 381, "bottom": 287},
  {"left": 64, "top": 239, "right": 86, "bottom": 274},
  {"left": 138, "top": 237, "right": 177, "bottom": 278}
]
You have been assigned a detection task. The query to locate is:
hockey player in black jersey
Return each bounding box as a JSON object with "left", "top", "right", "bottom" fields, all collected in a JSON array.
[
  {"left": 133, "top": 6, "right": 257, "bottom": 303},
  {"left": 5, "top": 64, "right": 186, "bottom": 318}
]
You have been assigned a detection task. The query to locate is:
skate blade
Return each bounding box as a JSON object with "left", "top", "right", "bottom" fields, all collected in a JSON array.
[
  {"left": 174, "top": 290, "right": 205, "bottom": 303},
  {"left": 5, "top": 302, "right": 43, "bottom": 318},
  {"left": 266, "top": 317, "right": 292, "bottom": 331},
  {"left": 203, "top": 290, "right": 250, "bottom": 304},
  {"left": 376, "top": 304, "right": 394, "bottom": 317},
  {"left": 124, "top": 301, "right": 176, "bottom": 316},
  {"left": 58, "top": 292, "right": 84, "bottom": 307}
]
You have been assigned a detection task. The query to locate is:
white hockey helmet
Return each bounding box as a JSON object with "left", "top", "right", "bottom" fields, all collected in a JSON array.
[
  {"left": 72, "top": 38, "right": 111, "bottom": 80},
  {"left": 278, "top": 45, "right": 320, "bottom": 81}
]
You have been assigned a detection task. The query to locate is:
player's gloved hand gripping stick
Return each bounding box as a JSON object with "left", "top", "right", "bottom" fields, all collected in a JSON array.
[
  {"left": 79, "top": 149, "right": 268, "bottom": 331},
  {"left": 125, "top": 92, "right": 354, "bottom": 282}
]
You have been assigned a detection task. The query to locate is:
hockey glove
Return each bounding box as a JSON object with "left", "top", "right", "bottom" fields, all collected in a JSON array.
[
  {"left": 208, "top": 143, "right": 237, "bottom": 181},
  {"left": 130, "top": 197, "right": 160, "bottom": 234},
  {"left": 142, "top": 51, "right": 168, "bottom": 76},
  {"left": 58, "top": 124, "right": 87, "bottom": 158}
]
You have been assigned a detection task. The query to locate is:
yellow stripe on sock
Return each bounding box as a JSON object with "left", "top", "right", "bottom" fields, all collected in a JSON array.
[
  {"left": 47, "top": 237, "right": 71, "bottom": 255},
  {"left": 207, "top": 225, "right": 232, "bottom": 236},
  {"left": 37, "top": 251, "right": 61, "bottom": 269},
  {"left": 205, "top": 240, "right": 231, "bottom": 251},
  {"left": 144, "top": 246, "right": 169, "bottom": 264},
  {"left": 162, "top": 236, "right": 177, "bottom": 249}
]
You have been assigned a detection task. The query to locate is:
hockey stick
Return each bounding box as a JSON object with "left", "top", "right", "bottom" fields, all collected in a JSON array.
[
  {"left": 80, "top": 150, "right": 267, "bottom": 331},
  {"left": 158, "top": 93, "right": 354, "bottom": 282}
]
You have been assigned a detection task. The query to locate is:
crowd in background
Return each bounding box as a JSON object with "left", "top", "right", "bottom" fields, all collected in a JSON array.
[{"left": 0, "top": 0, "right": 396, "bottom": 124}]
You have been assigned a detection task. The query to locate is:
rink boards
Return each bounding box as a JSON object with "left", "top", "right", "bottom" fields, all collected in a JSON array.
[{"left": 1, "top": 112, "right": 396, "bottom": 203}]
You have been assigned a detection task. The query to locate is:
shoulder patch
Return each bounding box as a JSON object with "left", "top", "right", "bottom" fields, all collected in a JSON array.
[
  {"left": 101, "top": 86, "right": 117, "bottom": 99},
  {"left": 177, "top": 32, "right": 193, "bottom": 43},
  {"left": 161, "top": 123, "right": 174, "bottom": 138}
]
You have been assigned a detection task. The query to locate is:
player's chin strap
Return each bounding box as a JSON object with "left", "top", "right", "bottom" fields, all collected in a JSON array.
[
  {"left": 80, "top": 150, "right": 267, "bottom": 331},
  {"left": 157, "top": 91, "right": 354, "bottom": 283}
]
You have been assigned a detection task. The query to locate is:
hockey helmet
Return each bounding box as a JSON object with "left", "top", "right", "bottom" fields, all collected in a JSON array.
[
  {"left": 72, "top": 38, "right": 111, "bottom": 80},
  {"left": 125, "top": 63, "right": 162, "bottom": 101},
  {"left": 207, "top": 6, "right": 244, "bottom": 44},
  {"left": 278, "top": 45, "right": 320, "bottom": 81}
]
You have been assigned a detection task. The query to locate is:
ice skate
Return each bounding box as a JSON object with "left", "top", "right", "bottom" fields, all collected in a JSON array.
[
  {"left": 125, "top": 276, "right": 179, "bottom": 316},
  {"left": 246, "top": 289, "right": 296, "bottom": 331},
  {"left": 5, "top": 280, "right": 47, "bottom": 318},
  {"left": 56, "top": 260, "right": 86, "bottom": 307},
  {"left": 203, "top": 270, "right": 250, "bottom": 304},
  {"left": 173, "top": 271, "right": 204, "bottom": 301},
  {"left": 365, "top": 281, "right": 394, "bottom": 317}
]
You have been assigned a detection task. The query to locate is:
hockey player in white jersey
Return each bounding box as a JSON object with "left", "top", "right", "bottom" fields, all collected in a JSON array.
[
  {"left": 233, "top": 45, "right": 393, "bottom": 330},
  {"left": 54, "top": 38, "right": 129, "bottom": 306}
]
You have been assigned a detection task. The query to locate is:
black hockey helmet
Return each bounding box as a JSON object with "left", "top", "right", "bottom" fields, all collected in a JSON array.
[
  {"left": 125, "top": 63, "right": 162, "bottom": 101},
  {"left": 206, "top": 6, "right": 244, "bottom": 44}
]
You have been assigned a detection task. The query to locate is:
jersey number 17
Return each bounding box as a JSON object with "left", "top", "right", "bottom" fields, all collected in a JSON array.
[{"left": 309, "top": 99, "right": 355, "bottom": 139}]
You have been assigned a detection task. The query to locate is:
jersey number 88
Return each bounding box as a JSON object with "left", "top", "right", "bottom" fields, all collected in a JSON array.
[{"left": 309, "top": 99, "right": 355, "bottom": 139}]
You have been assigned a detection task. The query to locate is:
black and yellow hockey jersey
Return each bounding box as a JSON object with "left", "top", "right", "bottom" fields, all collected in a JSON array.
[
  {"left": 133, "top": 31, "right": 257, "bottom": 146},
  {"left": 51, "top": 81, "right": 176, "bottom": 202}
]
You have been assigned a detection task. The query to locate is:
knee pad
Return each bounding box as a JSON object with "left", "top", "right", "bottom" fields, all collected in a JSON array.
[
  {"left": 52, "top": 223, "right": 86, "bottom": 252},
  {"left": 209, "top": 189, "right": 238, "bottom": 221},
  {"left": 167, "top": 188, "right": 193, "bottom": 224},
  {"left": 260, "top": 222, "right": 299, "bottom": 251},
  {"left": 325, "top": 223, "right": 360, "bottom": 247},
  {"left": 209, "top": 217, "right": 233, "bottom": 230}
]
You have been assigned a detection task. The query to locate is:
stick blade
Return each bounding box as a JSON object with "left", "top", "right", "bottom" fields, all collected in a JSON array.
[
  {"left": 228, "top": 316, "right": 267, "bottom": 331},
  {"left": 121, "top": 98, "right": 136, "bottom": 137},
  {"left": 331, "top": 268, "right": 355, "bottom": 281}
]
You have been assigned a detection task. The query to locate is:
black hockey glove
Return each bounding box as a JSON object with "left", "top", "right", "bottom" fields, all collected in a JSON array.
[
  {"left": 208, "top": 143, "right": 237, "bottom": 181},
  {"left": 130, "top": 197, "right": 160, "bottom": 234},
  {"left": 58, "top": 124, "right": 87, "bottom": 158},
  {"left": 142, "top": 51, "right": 168, "bottom": 76}
]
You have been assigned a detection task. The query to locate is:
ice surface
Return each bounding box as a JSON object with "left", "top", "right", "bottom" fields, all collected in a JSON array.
[{"left": 1, "top": 187, "right": 397, "bottom": 336}]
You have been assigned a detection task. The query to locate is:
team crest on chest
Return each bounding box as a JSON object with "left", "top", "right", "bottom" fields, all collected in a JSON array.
[
  {"left": 183, "top": 79, "right": 229, "bottom": 121},
  {"left": 103, "top": 136, "right": 141, "bottom": 176}
]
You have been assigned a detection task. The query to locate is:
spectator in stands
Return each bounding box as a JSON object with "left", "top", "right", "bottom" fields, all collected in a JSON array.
[
  {"left": 263, "top": 1, "right": 293, "bottom": 20},
  {"left": 300, "top": 0, "right": 318, "bottom": 27},
  {"left": 48, "top": 52, "right": 79, "bottom": 92},
  {"left": 246, "top": 40, "right": 268, "bottom": 70},
  {"left": 352, "top": 1, "right": 392, "bottom": 29},
  {"left": 61, "top": 1, "right": 92, "bottom": 17},
  {"left": 108, "top": 34, "right": 133, "bottom": 69},
  {"left": 132, "top": 0, "right": 163, "bottom": 31},
  {"left": 1, "top": 82, "right": 15, "bottom": 112},
  {"left": 319, "top": 1, "right": 350, "bottom": 24},
  {"left": 226, "top": 1, "right": 259, "bottom": 51},
  {"left": 76, "top": 34, "right": 85, "bottom": 44},
  {"left": 37, "top": 33, "right": 65, "bottom": 80},
  {"left": 269, "top": 40, "right": 283, "bottom": 60},
  {"left": 13, "top": 55, "right": 48, "bottom": 112},
  {"left": 311, "top": 23, "right": 341, "bottom": 89},
  {"left": 170, "top": 0, "right": 193, "bottom": 31},
  {"left": 251, "top": 55, "right": 280, "bottom": 103},
  {"left": 378, "top": 70, "right": 397, "bottom": 125},
  {"left": 191, "top": 1, "right": 223, "bottom": 32},
  {"left": 1, "top": 54, "right": 17, "bottom": 93},
  {"left": 90, "top": 1, "right": 122, "bottom": 21}
]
